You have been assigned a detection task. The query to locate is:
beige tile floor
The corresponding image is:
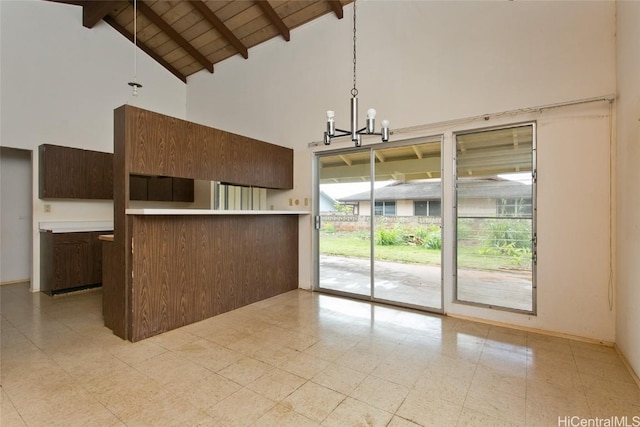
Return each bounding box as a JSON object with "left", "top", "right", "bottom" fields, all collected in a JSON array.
[{"left": 1, "top": 282, "right": 639, "bottom": 426}]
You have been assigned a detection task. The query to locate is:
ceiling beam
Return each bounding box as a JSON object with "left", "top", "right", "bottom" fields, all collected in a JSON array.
[
  {"left": 321, "top": 157, "right": 441, "bottom": 181},
  {"left": 327, "top": 1, "right": 344, "bottom": 19},
  {"left": 255, "top": 1, "right": 290, "bottom": 42},
  {"left": 338, "top": 155, "right": 352, "bottom": 166},
  {"left": 136, "top": 0, "right": 214, "bottom": 73},
  {"left": 103, "top": 15, "right": 187, "bottom": 83},
  {"left": 44, "top": 0, "right": 85, "bottom": 7},
  {"left": 83, "top": 1, "right": 125, "bottom": 28},
  {"left": 189, "top": 0, "right": 248, "bottom": 60}
]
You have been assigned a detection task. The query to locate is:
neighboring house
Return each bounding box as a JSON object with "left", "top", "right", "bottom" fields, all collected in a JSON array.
[
  {"left": 338, "top": 179, "right": 532, "bottom": 218},
  {"left": 319, "top": 190, "right": 338, "bottom": 213}
]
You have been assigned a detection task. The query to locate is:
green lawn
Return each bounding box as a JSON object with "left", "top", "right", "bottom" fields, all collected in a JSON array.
[{"left": 320, "top": 232, "right": 530, "bottom": 272}]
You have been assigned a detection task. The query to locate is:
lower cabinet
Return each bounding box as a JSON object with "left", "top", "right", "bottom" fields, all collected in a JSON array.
[{"left": 40, "top": 231, "right": 110, "bottom": 295}]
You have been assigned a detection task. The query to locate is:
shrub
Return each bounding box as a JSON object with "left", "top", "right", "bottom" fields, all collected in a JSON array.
[
  {"left": 456, "top": 219, "right": 472, "bottom": 239},
  {"left": 322, "top": 222, "right": 336, "bottom": 233},
  {"left": 375, "top": 227, "right": 401, "bottom": 246},
  {"left": 414, "top": 225, "right": 442, "bottom": 250},
  {"left": 486, "top": 219, "right": 531, "bottom": 251},
  {"left": 482, "top": 219, "right": 532, "bottom": 268},
  {"left": 424, "top": 232, "right": 442, "bottom": 250}
]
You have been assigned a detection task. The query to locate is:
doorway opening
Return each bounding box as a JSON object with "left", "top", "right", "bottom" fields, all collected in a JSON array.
[{"left": 0, "top": 147, "right": 33, "bottom": 286}]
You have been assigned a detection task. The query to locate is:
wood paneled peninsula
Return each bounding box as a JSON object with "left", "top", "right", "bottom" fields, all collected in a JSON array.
[{"left": 107, "top": 105, "right": 302, "bottom": 341}]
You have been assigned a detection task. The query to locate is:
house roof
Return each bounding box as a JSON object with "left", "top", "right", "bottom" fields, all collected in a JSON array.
[{"left": 338, "top": 179, "right": 531, "bottom": 202}]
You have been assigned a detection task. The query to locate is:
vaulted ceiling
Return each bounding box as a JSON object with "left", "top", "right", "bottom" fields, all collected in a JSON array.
[{"left": 49, "top": 0, "right": 352, "bottom": 83}]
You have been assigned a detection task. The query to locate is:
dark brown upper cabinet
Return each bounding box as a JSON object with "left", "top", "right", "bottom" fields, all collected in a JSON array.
[
  {"left": 123, "top": 106, "right": 293, "bottom": 190},
  {"left": 128, "top": 175, "right": 194, "bottom": 202},
  {"left": 86, "top": 150, "right": 113, "bottom": 199},
  {"left": 39, "top": 144, "right": 113, "bottom": 200}
]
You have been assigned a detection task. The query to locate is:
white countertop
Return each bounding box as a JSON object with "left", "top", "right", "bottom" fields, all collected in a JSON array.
[
  {"left": 39, "top": 221, "right": 114, "bottom": 233},
  {"left": 126, "top": 209, "right": 310, "bottom": 216}
]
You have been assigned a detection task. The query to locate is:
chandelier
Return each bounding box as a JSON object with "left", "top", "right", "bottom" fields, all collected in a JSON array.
[{"left": 324, "top": 0, "right": 389, "bottom": 147}]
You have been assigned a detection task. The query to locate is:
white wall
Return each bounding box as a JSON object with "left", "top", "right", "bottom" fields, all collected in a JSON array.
[
  {"left": 615, "top": 1, "right": 640, "bottom": 378},
  {"left": 186, "top": 0, "right": 616, "bottom": 341},
  {"left": 1, "top": 148, "right": 32, "bottom": 283},
  {"left": 0, "top": 0, "right": 187, "bottom": 290}
]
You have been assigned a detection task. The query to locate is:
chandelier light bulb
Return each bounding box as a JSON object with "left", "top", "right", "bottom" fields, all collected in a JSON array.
[
  {"left": 367, "top": 108, "right": 376, "bottom": 119},
  {"left": 128, "top": 81, "right": 142, "bottom": 96},
  {"left": 327, "top": 110, "right": 335, "bottom": 121},
  {"left": 381, "top": 119, "right": 390, "bottom": 128}
]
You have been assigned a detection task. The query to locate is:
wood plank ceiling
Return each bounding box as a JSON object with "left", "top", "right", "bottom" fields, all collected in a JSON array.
[{"left": 49, "top": 0, "right": 352, "bottom": 83}]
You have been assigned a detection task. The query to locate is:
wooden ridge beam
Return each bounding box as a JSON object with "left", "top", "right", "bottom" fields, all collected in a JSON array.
[
  {"left": 255, "top": 1, "right": 290, "bottom": 42},
  {"left": 189, "top": 0, "right": 248, "bottom": 60},
  {"left": 103, "top": 15, "right": 187, "bottom": 83},
  {"left": 83, "top": 1, "right": 126, "bottom": 28},
  {"left": 327, "top": 0, "right": 344, "bottom": 19},
  {"left": 136, "top": 0, "right": 214, "bottom": 73}
]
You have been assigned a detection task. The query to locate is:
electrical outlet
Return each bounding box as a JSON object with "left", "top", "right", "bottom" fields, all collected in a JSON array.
[
  {"left": 44, "top": 204, "right": 51, "bottom": 213},
  {"left": 304, "top": 198, "right": 309, "bottom": 206},
  {"left": 288, "top": 198, "right": 293, "bottom": 206}
]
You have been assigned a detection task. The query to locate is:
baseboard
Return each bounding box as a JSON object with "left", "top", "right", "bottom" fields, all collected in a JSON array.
[
  {"left": 448, "top": 313, "right": 615, "bottom": 347},
  {"left": 614, "top": 344, "right": 640, "bottom": 389},
  {"left": 0, "top": 279, "right": 30, "bottom": 286}
]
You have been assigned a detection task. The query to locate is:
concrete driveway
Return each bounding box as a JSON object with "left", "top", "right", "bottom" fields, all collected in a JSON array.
[{"left": 319, "top": 255, "right": 532, "bottom": 311}]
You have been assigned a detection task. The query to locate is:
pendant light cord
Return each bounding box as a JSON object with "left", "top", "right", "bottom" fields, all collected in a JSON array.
[
  {"left": 351, "top": 0, "right": 358, "bottom": 97},
  {"left": 133, "top": 0, "right": 138, "bottom": 80}
]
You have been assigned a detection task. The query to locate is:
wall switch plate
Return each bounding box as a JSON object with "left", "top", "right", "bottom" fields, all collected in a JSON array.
[{"left": 44, "top": 204, "right": 51, "bottom": 213}]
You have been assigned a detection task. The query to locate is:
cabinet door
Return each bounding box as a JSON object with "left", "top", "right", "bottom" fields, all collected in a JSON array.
[
  {"left": 52, "top": 233, "right": 92, "bottom": 290},
  {"left": 172, "top": 178, "right": 194, "bottom": 202},
  {"left": 129, "top": 175, "right": 149, "bottom": 200},
  {"left": 86, "top": 151, "right": 113, "bottom": 199},
  {"left": 39, "top": 145, "right": 86, "bottom": 198},
  {"left": 148, "top": 176, "right": 173, "bottom": 201}
]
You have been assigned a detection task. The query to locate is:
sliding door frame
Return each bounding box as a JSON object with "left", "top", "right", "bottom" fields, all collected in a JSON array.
[{"left": 313, "top": 135, "right": 445, "bottom": 314}]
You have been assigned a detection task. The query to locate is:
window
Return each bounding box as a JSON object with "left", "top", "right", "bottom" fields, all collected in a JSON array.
[
  {"left": 374, "top": 201, "right": 396, "bottom": 216},
  {"left": 455, "top": 124, "right": 536, "bottom": 313},
  {"left": 497, "top": 198, "right": 532, "bottom": 217},
  {"left": 414, "top": 200, "right": 441, "bottom": 217}
]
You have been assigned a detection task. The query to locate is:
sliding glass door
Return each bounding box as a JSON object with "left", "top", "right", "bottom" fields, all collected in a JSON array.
[
  {"left": 316, "top": 139, "right": 443, "bottom": 312},
  {"left": 455, "top": 124, "right": 536, "bottom": 313},
  {"left": 317, "top": 150, "right": 371, "bottom": 297}
]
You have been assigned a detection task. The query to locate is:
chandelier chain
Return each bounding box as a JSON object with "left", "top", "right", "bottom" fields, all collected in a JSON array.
[{"left": 351, "top": 0, "right": 358, "bottom": 97}]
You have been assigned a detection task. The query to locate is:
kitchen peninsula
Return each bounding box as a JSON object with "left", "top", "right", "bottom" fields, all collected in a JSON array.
[{"left": 106, "top": 105, "right": 302, "bottom": 341}]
